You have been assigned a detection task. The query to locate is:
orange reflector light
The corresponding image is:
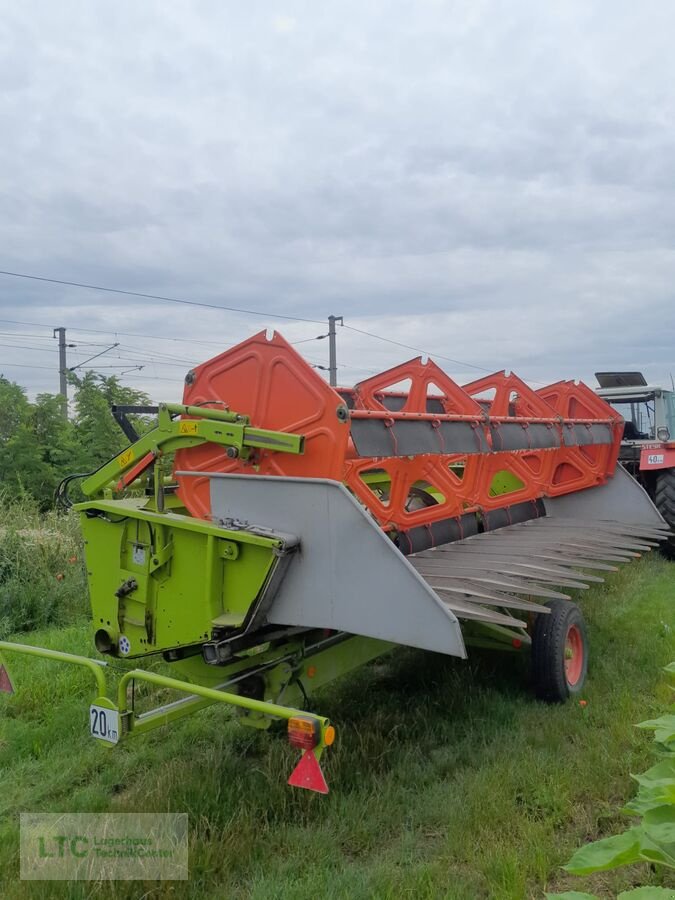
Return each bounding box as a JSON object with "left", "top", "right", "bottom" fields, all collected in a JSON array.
[
  {"left": 324, "top": 725, "right": 336, "bottom": 746},
  {"left": 288, "top": 750, "right": 329, "bottom": 794},
  {"left": 288, "top": 716, "right": 320, "bottom": 750},
  {"left": 0, "top": 664, "right": 14, "bottom": 694}
]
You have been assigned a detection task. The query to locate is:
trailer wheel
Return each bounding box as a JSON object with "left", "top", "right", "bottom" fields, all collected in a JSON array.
[
  {"left": 531, "top": 599, "right": 588, "bottom": 703},
  {"left": 655, "top": 470, "right": 675, "bottom": 559}
]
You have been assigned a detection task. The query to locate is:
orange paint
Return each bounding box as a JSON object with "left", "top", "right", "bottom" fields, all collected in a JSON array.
[{"left": 172, "top": 331, "right": 623, "bottom": 531}]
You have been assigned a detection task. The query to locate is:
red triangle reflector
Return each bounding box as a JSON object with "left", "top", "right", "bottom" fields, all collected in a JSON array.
[
  {"left": 0, "top": 664, "right": 14, "bottom": 694},
  {"left": 288, "top": 750, "right": 329, "bottom": 794}
]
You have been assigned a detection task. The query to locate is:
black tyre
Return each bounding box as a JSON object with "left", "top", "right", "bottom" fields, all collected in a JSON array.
[
  {"left": 655, "top": 470, "right": 675, "bottom": 559},
  {"left": 531, "top": 599, "right": 588, "bottom": 703}
]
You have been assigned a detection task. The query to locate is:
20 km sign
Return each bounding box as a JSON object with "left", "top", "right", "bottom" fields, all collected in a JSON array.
[{"left": 89, "top": 704, "right": 119, "bottom": 744}]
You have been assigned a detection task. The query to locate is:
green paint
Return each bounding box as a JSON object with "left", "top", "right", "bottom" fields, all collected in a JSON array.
[
  {"left": 77, "top": 498, "right": 282, "bottom": 658},
  {"left": 81, "top": 402, "right": 303, "bottom": 499},
  {"left": 489, "top": 469, "right": 525, "bottom": 497},
  {"left": 0, "top": 640, "right": 108, "bottom": 697}
]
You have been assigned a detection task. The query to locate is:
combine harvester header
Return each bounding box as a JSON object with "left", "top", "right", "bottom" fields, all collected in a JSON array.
[{"left": 0, "top": 331, "right": 668, "bottom": 793}]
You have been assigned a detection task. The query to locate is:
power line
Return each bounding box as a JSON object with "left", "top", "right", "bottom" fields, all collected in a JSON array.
[
  {"left": 0, "top": 269, "right": 326, "bottom": 325},
  {"left": 0, "top": 336, "right": 196, "bottom": 372},
  {"left": 1, "top": 363, "right": 181, "bottom": 383},
  {"left": 0, "top": 276, "right": 508, "bottom": 379},
  {"left": 0, "top": 330, "right": 108, "bottom": 346},
  {"left": 343, "top": 325, "right": 552, "bottom": 385},
  {"left": 113, "top": 345, "right": 195, "bottom": 366},
  {"left": 69, "top": 343, "right": 120, "bottom": 372},
  {"left": 1, "top": 308, "right": 493, "bottom": 378},
  {"left": 342, "top": 324, "right": 493, "bottom": 374},
  {"left": 0, "top": 342, "right": 186, "bottom": 370},
  {"left": 110, "top": 354, "right": 189, "bottom": 369},
  {"left": 291, "top": 334, "right": 328, "bottom": 345},
  {"left": 121, "top": 372, "right": 183, "bottom": 383},
  {"left": 0, "top": 318, "right": 494, "bottom": 380},
  {"left": 0, "top": 329, "right": 70, "bottom": 342},
  {"left": 0, "top": 317, "right": 262, "bottom": 349},
  {"left": 1, "top": 362, "right": 54, "bottom": 371},
  {"left": 0, "top": 341, "right": 60, "bottom": 354}
]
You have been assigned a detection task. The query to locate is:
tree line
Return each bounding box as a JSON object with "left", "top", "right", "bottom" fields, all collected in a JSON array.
[{"left": 0, "top": 371, "right": 152, "bottom": 508}]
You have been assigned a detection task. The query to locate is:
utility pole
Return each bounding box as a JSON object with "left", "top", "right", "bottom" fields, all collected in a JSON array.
[
  {"left": 53, "top": 326, "right": 68, "bottom": 417},
  {"left": 327, "top": 315, "right": 343, "bottom": 387}
]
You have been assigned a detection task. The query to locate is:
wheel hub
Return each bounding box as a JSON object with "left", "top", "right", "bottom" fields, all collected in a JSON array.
[{"left": 564, "top": 623, "right": 584, "bottom": 687}]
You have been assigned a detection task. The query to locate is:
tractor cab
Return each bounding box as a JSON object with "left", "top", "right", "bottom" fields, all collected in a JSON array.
[
  {"left": 595, "top": 373, "right": 675, "bottom": 551},
  {"left": 595, "top": 372, "right": 675, "bottom": 447}
]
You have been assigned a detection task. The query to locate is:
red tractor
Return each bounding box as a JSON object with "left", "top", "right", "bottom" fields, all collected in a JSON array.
[{"left": 596, "top": 371, "right": 675, "bottom": 556}]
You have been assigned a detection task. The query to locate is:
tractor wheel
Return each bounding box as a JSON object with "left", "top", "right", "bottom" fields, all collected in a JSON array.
[
  {"left": 655, "top": 469, "right": 675, "bottom": 559},
  {"left": 531, "top": 599, "right": 588, "bottom": 703}
]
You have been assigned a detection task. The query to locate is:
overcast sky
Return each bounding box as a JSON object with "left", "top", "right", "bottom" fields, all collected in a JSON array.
[{"left": 1, "top": 1, "right": 675, "bottom": 401}]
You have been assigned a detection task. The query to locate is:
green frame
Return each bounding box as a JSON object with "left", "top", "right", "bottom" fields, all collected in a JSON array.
[{"left": 0, "top": 399, "right": 532, "bottom": 792}]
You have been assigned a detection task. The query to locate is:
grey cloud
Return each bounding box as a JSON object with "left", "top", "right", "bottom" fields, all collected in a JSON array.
[{"left": 1, "top": 0, "right": 675, "bottom": 399}]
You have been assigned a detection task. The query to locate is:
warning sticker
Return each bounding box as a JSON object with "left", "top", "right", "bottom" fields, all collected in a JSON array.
[
  {"left": 179, "top": 422, "right": 199, "bottom": 435},
  {"left": 117, "top": 449, "right": 134, "bottom": 469}
]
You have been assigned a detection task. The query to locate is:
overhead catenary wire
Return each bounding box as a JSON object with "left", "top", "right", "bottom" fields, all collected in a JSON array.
[
  {"left": 0, "top": 270, "right": 496, "bottom": 375},
  {"left": 291, "top": 334, "right": 329, "bottom": 345},
  {"left": 1, "top": 362, "right": 55, "bottom": 371},
  {"left": 68, "top": 343, "right": 120, "bottom": 371},
  {"left": 341, "top": 324, "right": 493, "bottom": 374},
  {"left": 0, "top": 268, "right": 533, "bottom": 381},
  {"left": 0, "top": 361, "right": 183, "bottom": 384},
  {"left": 0, "top": 317, "right": 237, "bottom": 348},
  {"left": 3, "top": 314, "right": 499, "bottom": 381},
  {"left": 0, "top": 341, "right": 61, "bottom": 354},
  {"left": 0, "top": 319, "right": 500, "bottom": 384},
  {"left": 0, "top": 269, "right": 327, "bottom": 325},
  {"left": 0, "top": 330, "right": 106, "bottom": 345}
]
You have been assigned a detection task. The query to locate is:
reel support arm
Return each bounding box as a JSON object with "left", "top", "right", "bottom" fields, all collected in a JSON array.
[{"left": 81, "top": 402, "right": 305, "bottom": 500}]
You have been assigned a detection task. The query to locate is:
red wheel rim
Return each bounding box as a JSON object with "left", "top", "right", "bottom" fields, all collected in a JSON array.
[{"left": 564, "top": 623, "right": 584, "bottom": 686}]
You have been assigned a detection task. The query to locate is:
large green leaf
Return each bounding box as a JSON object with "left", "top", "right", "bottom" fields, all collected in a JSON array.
[
  {"left": 642, "top": 805, "right": 675, "bottom": 845},
  {"left": 562, "top": 664, "right": 675, "bottom": 889},
  {"left": 624, "top": 782, "right": 675, "bottom": 816},
  {"left": 564, "top": 829, "right": 644, "bottom": 875},
  {"left": 633, "top": 761, "right": 675, "bottom": 789},
  {"left": 638, "top": 715, "right": 675, "bottom": 746},
  {"left": 636, "top": 832, "right": 675, "bottom": 870},
  {"left": 625, "top": 762, "right": 675, "bottom": 815}
]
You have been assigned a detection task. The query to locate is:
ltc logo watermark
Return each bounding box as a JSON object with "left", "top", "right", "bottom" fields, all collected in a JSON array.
[{"left": 20, "top": 813, "right": 188, "bottom": 880}]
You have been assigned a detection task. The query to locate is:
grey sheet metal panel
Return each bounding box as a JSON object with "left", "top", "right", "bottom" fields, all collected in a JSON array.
[
  {"left": 379, "top": 394, "right": 445, "bottom": 414},
  {"left": 543, "top": 463, "right": 667, "bottom": 527},
  {"left": 562, "top": 422, "right": 614, "bottom": 446},
  {"left": 489, "top": 422, "right": 561, "bottom": 451},
  {"left": 349, "top": 418, "right": 488, "bottom": 457},
  {"left": 199, "top": 472, "right": 468, "bottom": 659},
  {"left": 397, "top": 512, "right": 478, "bottom": 555},
  {"left": 438, "top": 421, "right": 490, "bottom": 453}
]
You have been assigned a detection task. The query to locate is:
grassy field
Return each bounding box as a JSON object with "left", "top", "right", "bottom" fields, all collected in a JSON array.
[{"left": 0, "top": 528, "right": 674, "bottom": 898}]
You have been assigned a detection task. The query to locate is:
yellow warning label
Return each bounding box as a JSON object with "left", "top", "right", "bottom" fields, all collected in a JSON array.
[
  {"left": 118, "top": 448, "right": 134, "bottom": 469},
  {"left": 179, "top": 421, "right": 199, "bottom": 435}
]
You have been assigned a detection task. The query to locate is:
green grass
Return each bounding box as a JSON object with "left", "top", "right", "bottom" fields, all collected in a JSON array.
[
  {"left": 0, "top": 557, "right": 674, "bottom": 899},
  {"left": 0, "top": 497, "right": 87, "bottom": 637}
]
